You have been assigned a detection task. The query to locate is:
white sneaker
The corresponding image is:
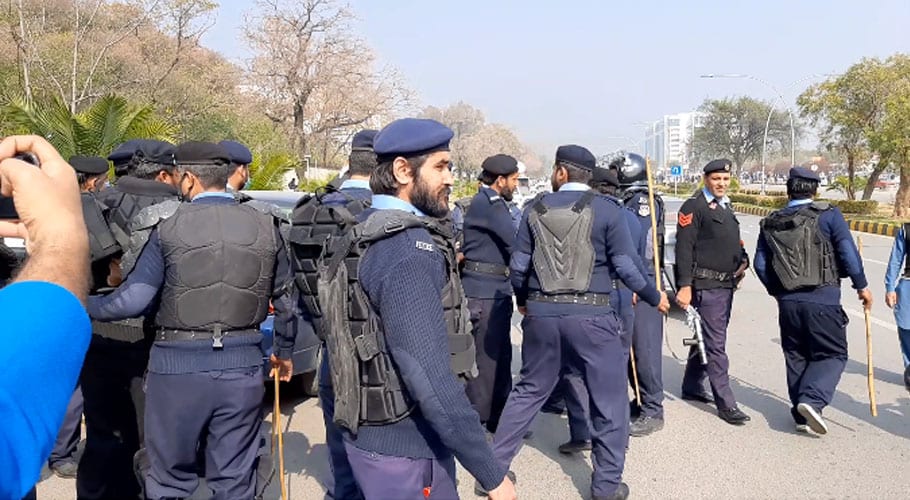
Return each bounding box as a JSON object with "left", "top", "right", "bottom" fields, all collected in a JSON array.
[
  {"left": 797, "top": 403, "right": 828, "bottom": 435},
  {"left": 795, "top": 424, "right": 809, "bottom": 433}
]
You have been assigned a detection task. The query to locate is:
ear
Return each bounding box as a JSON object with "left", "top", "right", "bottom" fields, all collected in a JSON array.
[{"left": 392, "top": 157, "right": 414, "bottom": 186}]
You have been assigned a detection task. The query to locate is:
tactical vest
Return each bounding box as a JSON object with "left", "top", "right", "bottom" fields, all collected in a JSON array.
[
  {"left": 155, "top": 203, "right": 277, "bottom": 331},
  {"left": 760, "top": 202, "right": 839, "bottom": 291},
  {"left": 104, "top": 185, "right": 176, "bottom": 252},
  {"left": 289, "top": 187, "right": 371, "bottom": 339},
  {"left": 81, "top": 193, "right": 120, "bottom": 263},
  {"left": 528, "top": 192, "right": 596, "bottom": 294},
  {"left": 316, "top": 209, "right": 477, "bottom": 434}
]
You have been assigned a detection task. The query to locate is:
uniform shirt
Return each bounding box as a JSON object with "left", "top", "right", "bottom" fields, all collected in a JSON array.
[
  {"left": 461, "top": 185, "right": 516, "bottom": 299},
  {"left": 885, "top": 225, "right": 910, "bottom": 329},
  {"left": 0, "top": 282, "right": 90, "bottom": 500},
  {"left": 87, "top": 193, "right": 296, "bottom": 374},
  {"left": 350, "top": 196, "right": 507, "bottom": 491},
  {"left": 622, "top": 189, "right": 664, "bottom": 278},
  {"left": 510, "top": 182, "right": 661, "bottom": 316},
  {"left": 675, "top": 190, "right": 746, "bottom": 289},
  {"left": 754, "top": 199, "right": 868, "bottom": 305}
]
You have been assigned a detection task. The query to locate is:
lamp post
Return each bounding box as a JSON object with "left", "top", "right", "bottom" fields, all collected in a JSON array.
[{"left": 701, "top": 73, "right": 797, "bottom": 195}]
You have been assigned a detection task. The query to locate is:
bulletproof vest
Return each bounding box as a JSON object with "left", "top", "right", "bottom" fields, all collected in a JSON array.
[
  {"left": 105, "top": 182, "right": 178, "bottom": 252},
  {"left": 289, "top": 187, "right": 371, "bottom": 339},
  {"left": 155, "top": 203, "right": 277, "bottom": 331},
  {"left": 528, "top": 191, "right": 596, "bottom": 294},
  {"left": 760, "top": 202, "right": 839, "bottom": 291},
  {"left": 622, "top": 189, "right": 666, "bottom": 272},
  {"left": 316, "top": 209, "right": 476, "bottom": 434},
  {"left": 81, "top": 193, "right": 120, "bottom": 263},
  {"left": 903, "top": 223, "right": 910, "bottom": 278}
]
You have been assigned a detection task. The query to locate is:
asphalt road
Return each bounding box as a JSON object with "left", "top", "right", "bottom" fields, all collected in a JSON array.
[{"left": 37, "top": 213, "right": 910, "bottom": 499}]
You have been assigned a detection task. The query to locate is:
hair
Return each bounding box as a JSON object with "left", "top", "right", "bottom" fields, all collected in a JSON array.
[
  {"left": 478, "top": 170, "right": 500, "bottom": 186},
  {"left": 590, "top": 181, "right": 617, "bottom": 197},
  {"left": 786, "top": 177, "right": 819, "bottom": 200},
  {"left": 181, "top": 161, "right": 232, "bottom": 189},
  {"left": 348, "top": 150, "right": 378, "bottom": 177},
  {"left": 77, "top": 172, "right": 106, "bottom": 190},
  {"left": 370, "top": 154, "right": 429, "bottom": 195},
  {"left": 130, "top": 159, "right": 176, "bottom": 180},
  {"left": 112, "top": 161, "right": 131, "bottom": 178},
  {"left": 557, "top": 162, "right": 593, "bottom": 184}
]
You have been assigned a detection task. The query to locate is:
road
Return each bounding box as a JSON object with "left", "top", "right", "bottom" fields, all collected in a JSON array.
[{"left": 37, "top": 213, "right": 910, "bottom": 499}]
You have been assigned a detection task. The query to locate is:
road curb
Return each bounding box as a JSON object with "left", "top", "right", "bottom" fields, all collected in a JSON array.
[{"left": 734, "top": 204, "right": 900, "bottom": 237}]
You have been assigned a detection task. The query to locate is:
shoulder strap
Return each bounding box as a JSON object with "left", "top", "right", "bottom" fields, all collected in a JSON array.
[
  {"left": 120, "top": 200, "right": 181, "bottom": 278},
  {"left": 571, "top": 191, "right": 595, "bottom": 213},
  {"left": 809, "top": 201, "right": 832, "bottom": 211}
]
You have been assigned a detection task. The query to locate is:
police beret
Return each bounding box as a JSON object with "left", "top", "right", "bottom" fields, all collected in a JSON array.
[
  {"left": 107, "top": 139, "right": 146, "bottom": 163},
  {"left": 703, "top": 159, "right": 732, "bottom": 174},
  {"left": 592, "top": 167, "right": 620, "bottom": 187},
  {"left": 373, "top": 118, "right": 454, "bottom": 158},
  {"left": 351, "top": 129, "right": 379, "bottom": 151},
  {"left": 480, "top": 154, "right": 519, "bottom": 178},
  {"left": 175, "top": 141, "right": 230, "bottom": 165},
  {"left": 218, "top": 140, "right": 253, "bottom": 165},
  {"left": 69, "top": 155, "right": 109, "bottom": 175},
  {"left": 556, "top": 144, "right": 596, "bottom": 171},
  {"left": 789, "top": 166, "right": 820, "bottom": 182},
  {"left": 133, "top": 140, "right": 176, "bottom": 165}
]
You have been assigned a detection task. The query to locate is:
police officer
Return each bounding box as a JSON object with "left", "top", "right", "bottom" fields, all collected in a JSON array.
[
  {"left": 613, "top": 152, "right": 666, "bottom": 436},
  {"left": 317, "top": 118, "right": 515, "bottom": 499},
  {"left": 460, "top": 154, "right": 521, "bottom": 434},
  {"left": 47, "top": 156, "right": 115, "bottom": 480},
  {"left": 883, "top": 220, "right": 910, "bottom": 391},
  {"left": 491, "top": 145, "right": 669, "bottom": 500},
  {"left": 755, "top": 167, "right": 872, "bottom": 434},
  {"left": 290, "top": 128, "right": 376, "bottom": 500},
  {"left": 78, "top": 141, "right": 180, "bottom": 500},
  {"left": 87, "top": 142, "right": 296, "bottom": 499},
  {"left": 675, "top": 158, "right": 751, "bottom": 425},
  {"left": 220, "top": 140, "right": 255, "bottom": 193}
]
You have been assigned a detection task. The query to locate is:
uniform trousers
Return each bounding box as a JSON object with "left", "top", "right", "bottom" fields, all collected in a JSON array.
[
  {"left": 49, "top": 385, "right": 83, "bottom": 467},
  {"left": 318, "top": 351, "right": 363, "bottom": 499},
  {"left": 465, "top": 296, "right": 514, "bottom": 433},
  {"left": 629, "top": 302, "right": 664, "bottom": 418},
  {"left": 344, "top": 441, "right": 458, "bottom": 499},
  {"left": 681, "top": 288, "right": 738, "bottom": 410}
]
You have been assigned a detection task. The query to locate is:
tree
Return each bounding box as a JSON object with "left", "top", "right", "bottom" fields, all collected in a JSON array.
[
  {"left": 872, "top": 55, "right": 910, "bottom": 215},
  {"left": 3, "top": 94, "right": 178, "bottom": 159},
  {"left": 249, "top": 151, "right": 298, "bottom": 191},
  {"left": 244, "top": 0, "right": 413, "bottom": 174},
  {"left": 692, "top": 97, "right": 794, "bottom": 174}
]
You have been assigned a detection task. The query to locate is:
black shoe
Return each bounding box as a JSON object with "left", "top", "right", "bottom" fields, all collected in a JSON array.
[
  {"left": 629, "top": 400, "right": 641, "bottom": 419},
  {"left": 718, "top": 407, "right": 751, "bottom": 425},
  {"left": 475, "top": 470, "right": 516, "bottom": 496},
  {"left": 904, "top": 365, "right": 910, "bottom": 392},
  {"left": 681, "top": 390, "right": 714, "bottom": 404},
  {"left": 593, "top": 482, "right": 630, "bottom": 500},
  {"left": 630, "top": 416, "right": 664, "bottom": 437},
  {"left": 558, "top": 440, "right": 592, "bottom": 454},
  {"left": 50, "top": 460, "right": 78, "bottom": 478}
]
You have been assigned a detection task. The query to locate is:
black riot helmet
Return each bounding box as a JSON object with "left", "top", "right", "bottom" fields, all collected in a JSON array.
[{"left": 610, "top": 152, "right": 649, "bottom": 187}]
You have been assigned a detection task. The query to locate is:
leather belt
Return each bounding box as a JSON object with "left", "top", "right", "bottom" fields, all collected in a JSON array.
[
  {"left": 92, "top": 319, "right": 146, "bottom": 343},
  {"left": 528, "top": 292, "right": 611, "bottom": 306},
  {"left": 156, "top": 327, "right": 260, "bottom": 349},
  {"left": 462, "top": 260, "right": 510, "bottom": 277},
  {"left": 694, "top": 266, "right": 734, "bottom": 282}
]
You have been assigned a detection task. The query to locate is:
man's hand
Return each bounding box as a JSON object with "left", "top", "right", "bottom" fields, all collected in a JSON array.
[
  {"left": 270, "top": 354, "right": 293, "bottom": 382},
  {"left": 487, "top": 475, "right": 517, "bottom": 500},
  {"left": 517, "top": 306, "right": 527, "bottom": 316},
  {"left": 886, "top": 291, "right": 897, "bottom": 309},
  {"left": 657, "top": 290, "right": 670, "bottom": 314},
  {"left": 858, "top": 288, "right": 873, "bottom": 311},
  {"left": 0, "top": 136, "right": 88, "bottom": 302},
  {"left": 107, "top": 258, "right": 123, "bottom": 287},
  {"left": 676, "top": 286, "right": 692, "bottom": 309},
  {"left": 632, "top": 293, "right": 638, "bottom": 306}
]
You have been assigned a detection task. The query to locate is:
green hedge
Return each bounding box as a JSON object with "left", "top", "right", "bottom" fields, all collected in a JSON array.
[
  {"left": 729, "top": 193, "right": 788, "bottom": 209},
  {"left": 824, "top": 199, "right": 878, "bottom": 215}
]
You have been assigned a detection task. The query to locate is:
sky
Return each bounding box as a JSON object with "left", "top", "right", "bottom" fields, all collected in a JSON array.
[{"left": 202, "top": 0, "right": 910, "bottom": 156}]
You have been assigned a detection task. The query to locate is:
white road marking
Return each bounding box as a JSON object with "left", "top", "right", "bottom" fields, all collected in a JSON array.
[
  {"left": 862, "top": 258, "right": 888, "bottom": 266},
  {"left": 843, "top": 306, "right": 894, "bottom": 329}
]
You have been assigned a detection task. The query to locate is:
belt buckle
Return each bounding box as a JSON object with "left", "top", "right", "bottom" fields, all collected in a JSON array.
[{"left": 212, "top": 326, "right": 224, "bottom": 349}]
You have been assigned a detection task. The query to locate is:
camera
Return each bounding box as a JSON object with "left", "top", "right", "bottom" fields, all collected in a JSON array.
[{"left": 0, "top": 152, "right": 42, "bottom": 219}]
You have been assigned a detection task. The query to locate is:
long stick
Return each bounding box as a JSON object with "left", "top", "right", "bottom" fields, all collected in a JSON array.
[
  {"left": 273, "top": 372, "right": 288, "bottom": 500},
  {"left": 856, "top": 237, "right": 878, "bottom": 417}
]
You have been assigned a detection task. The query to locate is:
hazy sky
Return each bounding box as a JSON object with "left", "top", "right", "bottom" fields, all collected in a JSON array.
[{"left": 202, "top": 0, "right": 910, "bottom": 156}]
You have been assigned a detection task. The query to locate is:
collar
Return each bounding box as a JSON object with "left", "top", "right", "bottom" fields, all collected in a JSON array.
[
  {"left": 559, "top": 182, "right": 591, "bottom": 192},
  {"left": 480, "top": 185, "right": 502, "bottom": 201},
  {"left": 702, "top": 187, "right": 730, "bottom": 206},
  {"left": 114, "top": 176, "right": 178, "bottom": 196},
  {"left": 341, "top": 179, "right": 371, "bottom": 191},
  {"left": 192, "top": 191, "right": 235, "bottom": 202},
  {"left": 787, "top": 198, "right": 813, "bottom": 208},
  {"left": 370, "top": 194, "right": 425, "bottom": 216}
]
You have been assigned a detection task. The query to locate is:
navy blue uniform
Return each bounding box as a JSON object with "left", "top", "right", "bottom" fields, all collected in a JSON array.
[
  {"left": 493, "top": 183, "right": 661, "bottom": 499},
  {"left": 755, "top": 201, "right": 867, "bottom": 424},
  {"left": 48, "top": 386, "right": 83, "bottom": 471},
  {"left": 462, "top": 186, "right": 517, "bottom": 433},
  {"left": 623, "top": 190, "right": 665, "bottom": 420},
  {"left": 313, "top": 180, "right": 371, "bottom": 500},
  {"left": 344, "top": 195, "right": 507, "bottom": 498},
  {"left": 88, "top": 194, "right": 295, "bottom": 499}
]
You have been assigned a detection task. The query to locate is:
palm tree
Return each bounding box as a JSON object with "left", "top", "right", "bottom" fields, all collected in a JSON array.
[
  {"left": 3, "top": 94, "right": 178, "bottom": 160},
  {"left": 248, "top": 151, "right": 299, "bottom": 191}
]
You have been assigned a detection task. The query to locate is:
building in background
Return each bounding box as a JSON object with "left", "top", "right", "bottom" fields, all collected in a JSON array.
[{"left": 643, "top": 111, "right": 705, "bottom": 175}]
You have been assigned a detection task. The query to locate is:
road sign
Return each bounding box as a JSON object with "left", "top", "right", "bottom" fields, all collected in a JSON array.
[{"left": 670, "top": 165, "right": 682, "bottom": 177}]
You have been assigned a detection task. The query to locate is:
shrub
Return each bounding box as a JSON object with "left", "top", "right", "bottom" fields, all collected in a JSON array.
[{"left": 825, "top": 199, "right": 878, "bottom": 215}]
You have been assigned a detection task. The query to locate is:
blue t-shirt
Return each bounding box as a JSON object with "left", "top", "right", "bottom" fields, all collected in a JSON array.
[{"left": 0, "top": 282, "right": 90, "bottom": 499}]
